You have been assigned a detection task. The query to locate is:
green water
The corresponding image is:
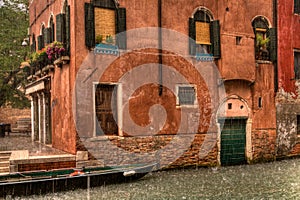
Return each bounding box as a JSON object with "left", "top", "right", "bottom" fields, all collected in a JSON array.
[{"left": 18, "top": 158, "right": 300, "bottom": 200}]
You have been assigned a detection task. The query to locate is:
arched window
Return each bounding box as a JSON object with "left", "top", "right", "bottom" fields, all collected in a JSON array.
[
  {"left": 189, "top": 8, "right": 221, "bottom": 59},
  {"left": 56, "top": 0, "right": 70, "bottom": 54},
  {"left": 37, "top": 24, "right": 45, "bottom": 50},
  {"left": 84, "top": 0, "right": 127, "bottom": 49},
  {"left": 49, "top": 15, "right": 54, "bottom": 43},
  {"left": 252, "top": 16, "right": 270, "bottom": 60},
  {"left": 31, "top": 34, "right": 36, "bottom": 52}
]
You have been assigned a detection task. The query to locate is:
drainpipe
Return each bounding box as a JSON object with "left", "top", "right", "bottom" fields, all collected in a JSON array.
[
  {"left": 158, "top": 0, "right": 163, "bottom": 96},
  {"left": 273, "top": 0, "right": 278, "bottom": 92}
]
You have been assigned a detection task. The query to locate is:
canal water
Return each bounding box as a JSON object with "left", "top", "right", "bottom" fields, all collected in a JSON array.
[{"left": 18, "top": 158, "right": 299, "bottom": 200}]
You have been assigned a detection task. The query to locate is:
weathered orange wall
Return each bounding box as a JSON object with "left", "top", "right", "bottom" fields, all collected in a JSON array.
[{"left": 278, "top": 1, "right": 300, "bottom": 92}]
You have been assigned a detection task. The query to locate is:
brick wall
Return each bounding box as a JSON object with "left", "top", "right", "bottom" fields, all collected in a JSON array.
[
  {"left": 18, "top": 161, "right": 76, "bottom": 172},
  {"left": 79, "top": 133, "right": 218, "bottom": 169},
  {"left": 0, "top": 107, "right": 30, "bottom": 124}
]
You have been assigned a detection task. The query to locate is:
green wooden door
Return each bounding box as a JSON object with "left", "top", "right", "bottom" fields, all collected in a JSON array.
[{"left": 220, "top": 118, "right": 247, "bottom": 166}]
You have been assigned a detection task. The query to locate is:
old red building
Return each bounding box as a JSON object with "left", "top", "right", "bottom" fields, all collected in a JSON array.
[
  {"left": 25, "top": 0, "right": 277, "bottom": 168},
  {"left": 276, "top": 0, "right": 300, "bottom": 158}
]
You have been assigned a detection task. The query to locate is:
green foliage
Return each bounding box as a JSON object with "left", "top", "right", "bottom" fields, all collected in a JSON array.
[
  {"left": 95, "top": 35, "right": 103, "bottom": 44},
  {"left": 256, "top": 34, "right": 270, "bottom": 48},
  {"left": 0, "top": 0, "right": 30, "bottom": 108},
  {"left": 105, "top": 35, "right": 114, "bottom": 44}
]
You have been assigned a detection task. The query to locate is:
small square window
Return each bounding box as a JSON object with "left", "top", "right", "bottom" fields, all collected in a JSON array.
[
  {"left": 236, "top": 36, "right": 242, "bottom": 45},
  {"left": 177, "top": 85, "right": 196, "bottom": 106},
  {"left": 294, "top": 51, "right": 300, "bottom": 79},
  {"left": 258, "top": 97, "right": 262, "bottom": 108},
  {"left": 228, "top": 103, "right": 232, "bottom": 110}
]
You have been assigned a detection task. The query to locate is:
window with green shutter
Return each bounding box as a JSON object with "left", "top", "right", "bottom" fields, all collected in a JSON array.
[
  {"left": 189, "top": 9, "right": 221, "bottom": 60},
  {"left": 252, "top": 16, "right": 270, "bottom": 61},
  {"left": 56, "top": 13, "right": 66, "bottom": 43},
  {"left": 50, "top": 16, "right": 55, "bottom": 43},
  {"left": 37, "top": 35, "right": 44, "bottom": 50},
  {"left": 295, "top": 0, "right": 300, "bottom": 14},
  {"left": 294, "top": 51, "right": 300, "bottom": 79},
  {"left": 31, "top": 34, "right": 36, "bottom": 52},
  {"left": 84, "top": 1, "right": 127, "bottom": 49},
  {"left": 43, "top": 28, "right": 51, "bottom": 45}
]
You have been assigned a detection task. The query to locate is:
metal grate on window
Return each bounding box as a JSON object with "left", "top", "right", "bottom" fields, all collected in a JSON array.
[
  {"left": 178, "top": 86, "right": 196, "bottom": 105},
  {"left": 295, "top": 0, "right": 300, "bottom": 14}
]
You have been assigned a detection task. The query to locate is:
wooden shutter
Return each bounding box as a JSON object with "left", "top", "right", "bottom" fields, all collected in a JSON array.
[
  {"left": 31, "top": 35, "right": 36, "bottom": 52},
  {"left": 188, "top": 18, "right": 196, "bottom": 55},
  {"left": 65, "top": 5, "right": 71, "bottom": 55},
  {"left": 43, "top": 28, "right": 51, "bottom": 45},
  {"left": 295, "top": 0, "right": 300, "bottom": 14},
  {"left": 268, "top": 28, "right": 277, "bottom": 62},
  {"left": 56, "top": 13, "right": 66, "bottom": 43},
  {"left": 85, "top": 3, "right": 95, "bottom": 48},
  {"left": 210, "top": 20, "right": 221, "bottom": 59},
  {"left": 116, "top": 8, "right": 127, "bottom": 49},
  {"left": 37, "top": 35, "right": 44, "bottom": 50}
]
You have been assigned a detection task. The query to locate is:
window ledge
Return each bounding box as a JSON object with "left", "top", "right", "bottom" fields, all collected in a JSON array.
[
  {"left": 195, "top": 53, "right": 214, "bottom": 62},
  {"left": 256, "top": 60, "right": 272, "bottom": 64},
  {"left": 94, "top": 43, "right": 119, "bottom": 56}
]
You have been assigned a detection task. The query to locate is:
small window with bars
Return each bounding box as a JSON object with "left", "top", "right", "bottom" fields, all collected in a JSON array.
[
  {"left": 295, "top": 0, "right": 300, "bottom": 14},
  {"left": 177, "top": 85, "right": 196, "bottom": 106}
]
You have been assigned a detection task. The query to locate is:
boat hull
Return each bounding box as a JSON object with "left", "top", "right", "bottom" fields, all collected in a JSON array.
[{"left": 0, "top": 163, "right": 155, "bottom": 197}]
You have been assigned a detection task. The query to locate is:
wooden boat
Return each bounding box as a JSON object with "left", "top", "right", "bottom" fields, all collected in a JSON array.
[{"left": 0, "top": 163, "right": 156, "bottom": 197}]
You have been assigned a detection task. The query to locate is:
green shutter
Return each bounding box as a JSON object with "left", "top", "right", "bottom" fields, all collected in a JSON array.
[
  {"left": 268, "top": 28, "right": 277, "bottom": 62},
  {"left": 188, "top": 18, "right": 196, "bottom": 56},
  {"left": 37, "top": 35, "right": 44, "bottom": 50},
  {"left": 56, "top": 13, "right": 66, "bottom": 43},
  {"left": 31, "top": 35, "right": 36, "bottom": 52},
  {"left": 85, "top": 3, "right": 95, "bottom": 48},
  {"left": 295, "top": 0, "right": 300, "bottom": 14},
  {"left": 116, "top": 8, "right": 127, "bottom": 49},
  {"left": 210, "top": 20, "right": 221, "bottom": 59},
  {"left": 43, "top": 28, "right": 51, "bottom": 45},
  {"left": 65, "top": 5, "right": 71, "bottom": 55}
]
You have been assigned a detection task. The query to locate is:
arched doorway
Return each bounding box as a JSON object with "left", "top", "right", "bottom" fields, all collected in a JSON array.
[{"left": 217, "top": 95, "right": 252, "bottom": 165}]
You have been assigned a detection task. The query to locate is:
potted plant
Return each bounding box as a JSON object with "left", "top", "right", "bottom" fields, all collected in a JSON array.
[{"left": 255, "top": 34, "right": 270, "bottom": 60}]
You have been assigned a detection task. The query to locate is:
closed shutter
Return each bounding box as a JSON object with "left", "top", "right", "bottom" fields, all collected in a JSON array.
[
  {"left": 268, "top": 28, "right": 277, "bottom": 62},
  {"left": 37, "top": 35, "right": 44, "bottom": 50},
  {"left": 43, "top": 28, "right": 51, "bottom": 45},
  {"left": 188, "top": 18, "right": 196, "bottom": 55},
  {"left": 210, "top": 20, "right": 221, "bottom": 59},
  {"left": 31, "top": 35, "right": 36, "bottom": 52},
  {"left": 65, "top": 5, "right": 71, "bottom": 55},
  {"left": 56, "top": 13, "right": 66, "bottom": 43},
  {"left": 85, "top": 3, "right": 95, "bottom": 48},
  {"left": 116, "top": 8, "right": 126, "bottom": 49}
]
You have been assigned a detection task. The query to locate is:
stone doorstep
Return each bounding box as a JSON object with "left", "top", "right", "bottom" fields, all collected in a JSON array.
[
  {"left": 0, "top": 151, "right": 12, "bottom": 157},
  {"left": 0, "top": 166, "right": 9, "bottom": 173},
  {"left": 0, "top": 161, "right": 9, "bottom": 168},
  {"left": 10, "top": 154, "right": 76, "bottom": 165}
]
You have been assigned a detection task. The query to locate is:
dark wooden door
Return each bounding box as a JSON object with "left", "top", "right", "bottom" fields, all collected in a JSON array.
[{"left": 95, "top": 84, "right": 118, "bottom": 135}]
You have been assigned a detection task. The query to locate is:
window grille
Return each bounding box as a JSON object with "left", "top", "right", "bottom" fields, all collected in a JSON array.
[{"left": 178, "top": 86, "right": 196, "bottom": 105}]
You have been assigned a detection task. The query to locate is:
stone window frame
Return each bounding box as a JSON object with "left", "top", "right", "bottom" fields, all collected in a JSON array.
[
  {"left": 294, "top": 50, "right": 300, "bottom": 80},
  {"left": 252, "top": 16, "right": 270, "bottom": 61},
  {"left": 175, "top": 84, "right": 197, "bottom": 107}
]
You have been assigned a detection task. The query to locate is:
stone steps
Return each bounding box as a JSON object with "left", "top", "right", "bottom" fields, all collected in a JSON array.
[{"left": 0, "top": 151, "right": 11, "bottom": 174}]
